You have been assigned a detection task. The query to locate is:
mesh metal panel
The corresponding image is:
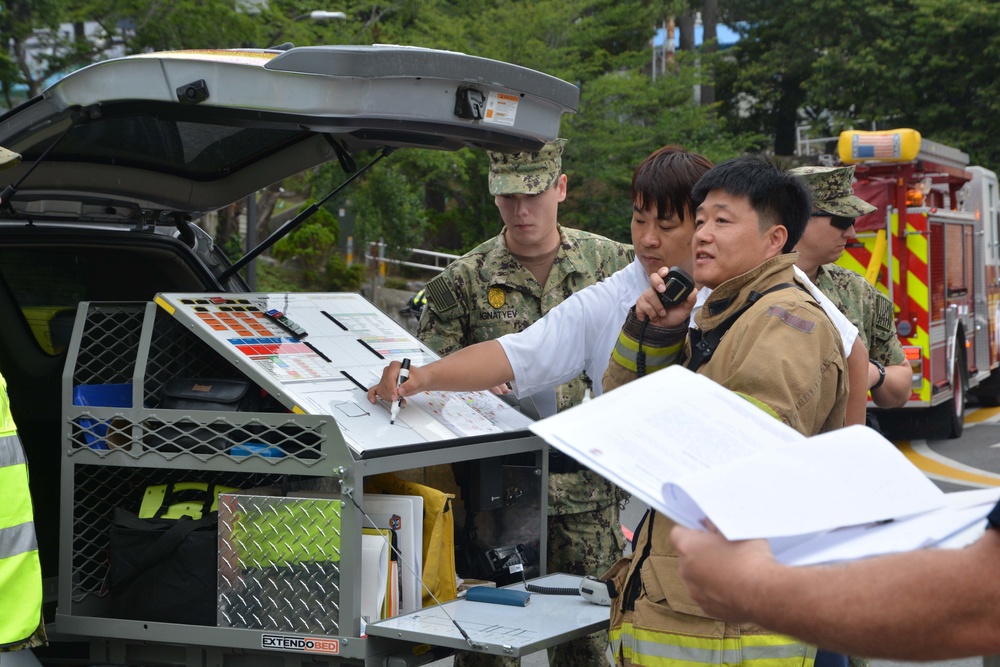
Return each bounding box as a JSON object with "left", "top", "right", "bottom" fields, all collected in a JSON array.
[
  {"left": 68, "top": 303, "right": 328, "bottom": 465},
  {"left": 219, "top": 494, "right": 342, "bottom": 634},
  {"left": 140, "top": 415, "right": 325, "bottom": 461},
  {"left": 72, "top": 304, "right": 144, "bottom": 386},
  {"left": 145, "top": 312, "right": 246, "bottom": 408},
  {"left": 70, "top": 465, "right": 288, "bottom": 604},
  {"left": 68, "top": 413, "right": 326, "bottom": 463}
]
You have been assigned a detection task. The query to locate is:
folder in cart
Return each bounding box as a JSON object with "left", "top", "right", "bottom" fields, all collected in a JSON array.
[
  {"left": 361, "top": 494, "right": 423, "bottom": 613},
  {"left": 364, "top": 527, "right": 400, "bottom": 618},
  {"left": 360, "top": 532, "right": 389, "bottom": 622}
]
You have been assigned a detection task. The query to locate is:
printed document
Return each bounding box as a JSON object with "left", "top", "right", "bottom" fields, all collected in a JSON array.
[{"left": 529, "top": 365, "right": 993, "bottom": 564}]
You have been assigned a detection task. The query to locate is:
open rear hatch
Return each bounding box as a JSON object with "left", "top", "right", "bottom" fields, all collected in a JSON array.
[{"left": 0, "top": 44, "right": 578, "bottom": 223}]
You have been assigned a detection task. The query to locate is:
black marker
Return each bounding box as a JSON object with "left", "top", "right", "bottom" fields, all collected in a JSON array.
[{"left": 390, "top": 358, "right": 411, "bottom": 424}]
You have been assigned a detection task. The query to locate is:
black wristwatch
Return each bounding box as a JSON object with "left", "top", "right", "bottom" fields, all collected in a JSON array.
[{"left": 870, "top": 359, "right": 886, "bottom": 390}]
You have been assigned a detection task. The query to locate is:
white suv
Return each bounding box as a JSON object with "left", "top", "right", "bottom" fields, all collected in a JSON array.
[{"left": 0, "top": 44, "right": 577, "bottom": 613}]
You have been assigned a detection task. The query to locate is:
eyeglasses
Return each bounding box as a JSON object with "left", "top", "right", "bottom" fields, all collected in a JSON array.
[{"left": 811, "top": 212, "right": 856, "bottom": 231}]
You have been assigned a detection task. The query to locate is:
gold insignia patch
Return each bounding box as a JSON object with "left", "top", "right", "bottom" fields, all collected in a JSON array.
[{"left": 488, "top": 286, "right": 506, "bottom": 309}]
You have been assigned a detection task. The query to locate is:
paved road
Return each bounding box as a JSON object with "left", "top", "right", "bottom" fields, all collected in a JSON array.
[{"left": 893, "top": 401, "right": 1000, "bottom": 491}]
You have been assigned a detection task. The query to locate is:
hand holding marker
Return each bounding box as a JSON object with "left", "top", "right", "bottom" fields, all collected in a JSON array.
[{"left": 390, "top": 358, "right": 411, "bottom": 424}]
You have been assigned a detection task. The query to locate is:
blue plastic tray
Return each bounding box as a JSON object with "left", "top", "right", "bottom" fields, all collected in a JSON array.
[{"left": 73, "top": 384, "right": 133, "bottom": 450}]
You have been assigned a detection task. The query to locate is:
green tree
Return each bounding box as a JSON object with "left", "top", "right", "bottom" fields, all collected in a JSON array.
[
  {"left": 391, "top": 147, "right": 495, "bottom": 253},
  {"left": 271, "top": 200, "right": 339, "bottom": 286},
  {"left": 450, "top": 0, "right": 657, "bottom": 82},
  {"left": 0, "top": 0, "right": 72, "bottom": 102},
  {"left": 716, "top": 0, "right": 1000, "bottom": 169},
  {"left": 71, "top": 0, "right": 259, "bottom": 52},
  {"left": 349, "top": 162, "right": 430, "bottom": 261},
  {"left": 562, "top": 57, "right": 761, "bottom": 241},
  {"left": 805, "top": 0, "right": 1000, "bottom": 168},
  {"left": 325, "top": 253, "right": 366, "bottom": 292},
  {"left": 715, "top": 0, "right": 863, "bottom": 155}
]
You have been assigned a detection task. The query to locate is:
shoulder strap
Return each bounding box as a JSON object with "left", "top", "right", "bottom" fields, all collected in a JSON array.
[
  {"left": 620, "top": 509, "right": 656, "bottom": 613},
  {"left": 685, "top": 282, "right": 807, "bottom": 372}
]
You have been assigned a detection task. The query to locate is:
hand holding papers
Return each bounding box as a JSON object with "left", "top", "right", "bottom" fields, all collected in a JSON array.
[{"left": 528, "top": 365, "right": 999, "bottom": 565}]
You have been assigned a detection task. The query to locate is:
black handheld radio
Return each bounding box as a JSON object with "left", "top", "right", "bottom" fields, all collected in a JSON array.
[{"left": 656, "top": 266, "right": 695, "bottom": 309}]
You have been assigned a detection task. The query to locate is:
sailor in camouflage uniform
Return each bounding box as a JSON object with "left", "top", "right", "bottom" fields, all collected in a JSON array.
[
  {"left": 791, "top": 165, "right": 911, "bottom": 667},
  {"left": 791, "top": 166, "right": 911, "bottom": 409},
  {"left": 422, "top": 140, "right": 632, "bottom": 667},
  {"left": 419, "top": 140, "right": 632, "bottom": 413}
]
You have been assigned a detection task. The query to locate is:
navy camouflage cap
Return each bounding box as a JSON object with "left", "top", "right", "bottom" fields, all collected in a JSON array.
[
  {"left": 790, "top": 165, "right": 877, "bottom": 217},
  {"left": 488, "top": 139, "right": 565, "bottom": 196},
  {"left": 0, "top": 146, "right": 20, "bottom": 170}
]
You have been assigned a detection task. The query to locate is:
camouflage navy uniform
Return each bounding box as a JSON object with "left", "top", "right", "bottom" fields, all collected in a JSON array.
[
  {"left": 422, "top": 226, "right": 631, "bottom": 667},
  {"left": 418, "top": 225, "right": 633, "bottom": 411},
  {"left": 790, "top": 166, "right": 905, "bottom": 369},
  {"left": 814, "top": 264, "right": 905, "bottom": 367},
  {"left": 427, "top": 140, "right": 632, "bottom": 667},
  {"left": 791, "top": 166, "right": 893, "bottom": 667}
]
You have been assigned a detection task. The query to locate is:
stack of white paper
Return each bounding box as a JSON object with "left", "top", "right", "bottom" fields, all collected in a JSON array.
[{"left": 529, "top": 365, "right": 999, "bottom": 565}]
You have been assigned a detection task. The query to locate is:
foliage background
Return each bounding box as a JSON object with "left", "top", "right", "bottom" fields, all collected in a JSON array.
[{"left": 3, "top": 0, "right": 998, "bottom": 287}]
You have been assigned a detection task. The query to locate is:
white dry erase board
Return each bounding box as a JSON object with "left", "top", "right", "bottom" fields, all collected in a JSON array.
[{"left": 154, "top": 292, "right": 533, "bottom": 456}]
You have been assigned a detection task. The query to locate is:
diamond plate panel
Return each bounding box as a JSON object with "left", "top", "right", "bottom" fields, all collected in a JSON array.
[{"left": 218, "top": 494, "right": 342, "bottom": 634}]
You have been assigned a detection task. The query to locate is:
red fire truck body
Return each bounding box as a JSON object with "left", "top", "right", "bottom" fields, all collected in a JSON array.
[{"left": 836, "top": 130, "right": 1000, "bottom": 437}]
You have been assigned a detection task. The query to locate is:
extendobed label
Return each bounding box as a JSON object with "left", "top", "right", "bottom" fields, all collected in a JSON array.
[{"left": 261, "top": 634, "right": 340, "bottom": 655}]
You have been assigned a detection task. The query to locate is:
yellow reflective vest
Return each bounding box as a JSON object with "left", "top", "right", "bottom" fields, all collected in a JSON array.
[{"left": 0, "top": 372, "right": 45, "bottom": 651}]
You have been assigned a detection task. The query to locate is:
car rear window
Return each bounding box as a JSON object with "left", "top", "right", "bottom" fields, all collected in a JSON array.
[
  {"left": 28, "top": 109, "right": 311, "bottom": 181},
  {"left": 0, "top": 243, "right": 213, "bottom": 355}
]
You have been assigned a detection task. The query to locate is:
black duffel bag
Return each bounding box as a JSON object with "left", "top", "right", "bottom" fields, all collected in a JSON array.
[{"left": 107, "top": 482, "right": 228, "bottom": 625}]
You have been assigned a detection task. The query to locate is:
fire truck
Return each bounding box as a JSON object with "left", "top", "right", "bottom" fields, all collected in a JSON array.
[{"left": 835, "top": 129, "right": 1000, "bottom": 438}]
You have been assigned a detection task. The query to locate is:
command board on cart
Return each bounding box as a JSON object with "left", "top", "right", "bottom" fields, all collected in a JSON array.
[
  {"left": 153, "top": 291, "right": 534, "bottom": 455},
  {"left": 56, "top": 291, "right": 608, "bottom": 667}
]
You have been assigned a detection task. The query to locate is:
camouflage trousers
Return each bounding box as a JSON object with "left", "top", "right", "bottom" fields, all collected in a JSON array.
[
  {"left": 0, "top": 622, "right": 45, "bottom": 654},
  {"left": 455, "top": 470, "right": 625, "bottom": 667}
]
